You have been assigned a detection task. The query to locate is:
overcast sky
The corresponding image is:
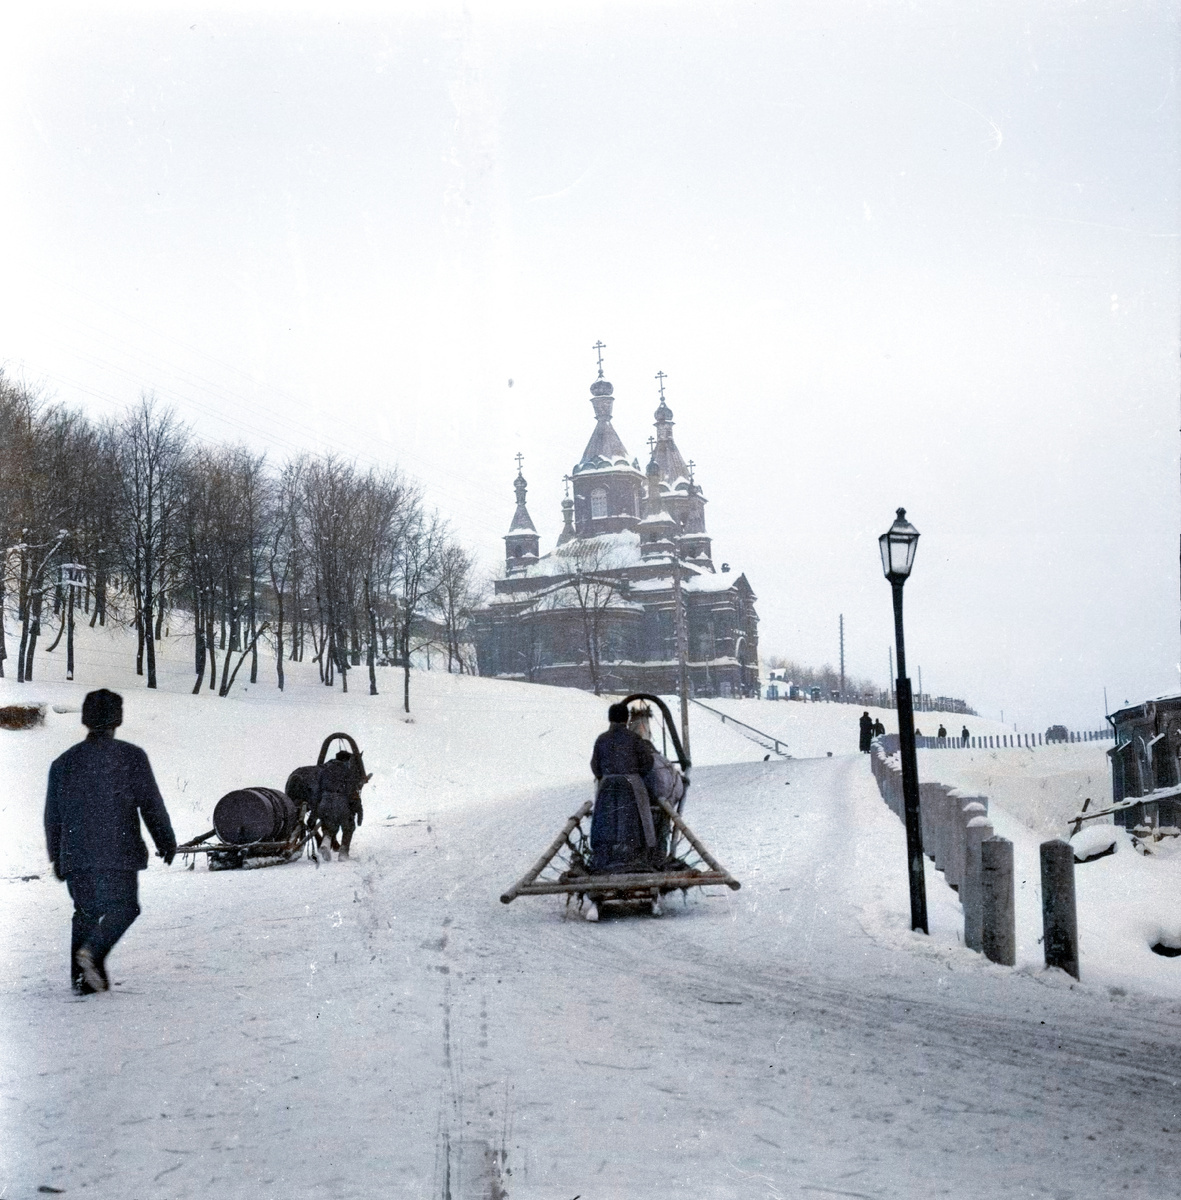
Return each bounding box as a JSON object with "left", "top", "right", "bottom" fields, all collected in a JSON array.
[{"left": 1, "top": 1, "right": 1178, "bottom": 729}]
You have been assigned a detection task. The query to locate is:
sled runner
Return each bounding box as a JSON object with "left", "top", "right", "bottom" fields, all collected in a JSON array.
[
  {"left": 174, "top": 732, "right": 369, "bottom": 870},
  {"left": 499, "top": 694, "right": 741, "bottom": 915}
]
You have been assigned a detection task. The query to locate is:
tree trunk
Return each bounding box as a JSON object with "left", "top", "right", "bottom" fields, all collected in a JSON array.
[
  {"left": 402, "top": 612, "right": 412, "bottom": 713},
  {"left": 366, "top": 578, "right": 378, "bottom": 696},
  {"left": 144, "top": 545, "right": 157, "bottom": 690},
  {"left": 24, "top": 589, "right": 42, "bottom": 681},
  {"left": 206, "top": 614, "right": 217, "bottom": 690},
  {"left": 220, "top": 624, "right": 268, "bottom": 698},
  {"left": 274, "top": 577, "right": 285, "bottom": 692},
  {"left": 0, "top": 571, "right": 6, "bottom": 678},
  {"left": 66, "top": 585, "right": 76, "bottom": 680},
  {"left": 46, "top": 605, "right": 67, "bottom": 652}
]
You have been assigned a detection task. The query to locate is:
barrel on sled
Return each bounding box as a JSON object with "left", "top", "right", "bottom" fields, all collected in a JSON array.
[{"left": 212, "top": 787, "right": 299, "bottom": 845}]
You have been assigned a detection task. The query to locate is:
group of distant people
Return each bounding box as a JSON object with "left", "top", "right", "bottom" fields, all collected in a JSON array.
[
  {"left": 857, "top": 712, "right": 887, "bottom": 752},
  {"left": 858, "top": 712, "right": 972, "bottom": 753}
]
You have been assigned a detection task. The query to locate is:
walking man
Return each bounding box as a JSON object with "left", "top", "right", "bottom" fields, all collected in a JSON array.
[{"left": 44, "top": 689, "right": 176, "bottom": 994}]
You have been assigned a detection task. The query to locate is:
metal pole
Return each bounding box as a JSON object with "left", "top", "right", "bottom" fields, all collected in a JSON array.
[
  {"left": 839, "top": 613, "right": 845, "bottom": 699},
  {"left": 892, "top": 581, "right": 928, "bottom": 933},
  {"left": 672, "top": 546, "right": 691, "bottom": 762}
]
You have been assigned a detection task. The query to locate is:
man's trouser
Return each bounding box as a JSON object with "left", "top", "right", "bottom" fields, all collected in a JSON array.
[{"left": 66, "top": 870, "right": 140, "bottom": 985}]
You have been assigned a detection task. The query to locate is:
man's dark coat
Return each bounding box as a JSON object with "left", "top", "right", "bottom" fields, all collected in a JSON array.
[{"left": 45, "top": 733, "right": 176, "bottom": 878}]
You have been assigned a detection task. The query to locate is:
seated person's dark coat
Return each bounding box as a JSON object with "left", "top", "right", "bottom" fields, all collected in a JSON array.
[{"left": 589, "top": 726, "right": 656, "bottom": 873}]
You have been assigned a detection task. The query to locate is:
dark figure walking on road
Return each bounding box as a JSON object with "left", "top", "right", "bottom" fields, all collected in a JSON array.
[
  {"left": 859, "top": 711, "right": 874, "bottom": 753},
  {"left": 872, "top": 718, "right": 886, "bottom": 738},
  {"left": 44, "top": 690, "right": 176, "bottom": 994},
  {"left": 589, "top": 701, "right": 656, "bottom": 876},
  {"left": 961, "top": 725, "right": 970, "bottom": 746},
  {"left": 937, "top": 724, "right": 947, "bottom": 741}
]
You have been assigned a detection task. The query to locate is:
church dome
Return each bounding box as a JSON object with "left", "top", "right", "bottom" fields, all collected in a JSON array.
[
  {"left": 654, "top": 398, "right": 673, "bottom": 423},
  {"left": 590, "top": 378, "right": 614, "bottom": 397}
]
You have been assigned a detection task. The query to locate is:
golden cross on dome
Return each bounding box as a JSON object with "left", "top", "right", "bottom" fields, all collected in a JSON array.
[
  {"left": 655, "top": 370, "right": 667, "bottom": 400},
  {"left": 515, "top": 451, "right": 524, "bottom": 474},
  {"left": 593, "top": 340, "right": 606, "bottom": 378}
]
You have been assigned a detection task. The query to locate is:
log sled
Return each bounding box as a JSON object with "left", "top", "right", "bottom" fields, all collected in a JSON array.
[
  {"left": 500, "top": 694, "right": 741, "bottom": 915},
  {"left": 174, "top": 732, "right": 369, "bottom": 870}
]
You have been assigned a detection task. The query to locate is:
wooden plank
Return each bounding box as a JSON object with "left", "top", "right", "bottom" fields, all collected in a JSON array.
[
  {"left": 499, "top": 801, "right": 593, "bottom": 903},
  {"left": 653, "top": 794, "right": 741, "bottom": 889},
  {"left": 513, "top": 870, "right": 736, "bottom": 896}
]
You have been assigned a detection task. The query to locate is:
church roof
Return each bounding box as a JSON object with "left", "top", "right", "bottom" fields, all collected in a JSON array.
[
  {"left": 580, "top": 420, "right": 630, "bottom": 465},
  {"left": 508, "top": 503, "right": 536, "bottom": 533}
]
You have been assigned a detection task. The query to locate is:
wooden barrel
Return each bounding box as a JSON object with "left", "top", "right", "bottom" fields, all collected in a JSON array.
[{"left": 213, "top": 787, "right": 298, "bottom": 845}]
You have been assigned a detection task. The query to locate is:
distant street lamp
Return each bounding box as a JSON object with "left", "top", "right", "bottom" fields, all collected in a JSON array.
[{"left": 879, "top": 507, "right": 928, "bottom": 934}]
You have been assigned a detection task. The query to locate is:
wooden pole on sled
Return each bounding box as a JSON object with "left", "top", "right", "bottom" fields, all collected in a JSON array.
[
  {"left": 499, "top": 795, "right": 741, "bottom": 904},
  {"left": 652, "top": 794, "right": 739, "bottom": 888},
  {"left": 500, "top": 801, "right": 593, "bottom": 903}
]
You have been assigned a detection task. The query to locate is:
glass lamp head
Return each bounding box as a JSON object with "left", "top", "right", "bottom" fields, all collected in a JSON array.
[{"left": 879, "top": 507, "right": 920, "bottom": 583}]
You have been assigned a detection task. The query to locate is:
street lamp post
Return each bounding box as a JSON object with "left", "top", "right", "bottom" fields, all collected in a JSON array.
[{"left": 879, "top": 507, "right": 928, "bottom": 934}]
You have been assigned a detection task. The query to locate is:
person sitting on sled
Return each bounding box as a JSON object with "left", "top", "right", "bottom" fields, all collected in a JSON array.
[
  {"left": 627, "top": 703, "right": 686, "bottom": 822},
  {"left": 589, "top": 701, "right": 656, "bottom": 873}
]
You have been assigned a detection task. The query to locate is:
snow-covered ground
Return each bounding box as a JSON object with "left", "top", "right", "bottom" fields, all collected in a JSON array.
[{"left": 3, "top": 623, "right": 1181, "bottom": 1198}]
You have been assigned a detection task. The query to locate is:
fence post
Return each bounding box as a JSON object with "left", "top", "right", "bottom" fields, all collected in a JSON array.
[
  {"left": 963, "top": 815, "right": 993, "bottom": 951},
  {"left": 982, "top": 837, "right": 1016, "bottom": 966},
  {"left": 950, "top": 797, "right": 987, "bottom": 893},
  {"left": 919, "top": 782, "right": 942, "bottom": 859},
  {"left": 1040, "top": 839, "right": 1079, "bottom": 980}
]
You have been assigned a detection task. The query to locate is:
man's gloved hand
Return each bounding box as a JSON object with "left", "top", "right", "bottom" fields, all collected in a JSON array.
[{"left": 162, "top": 846, "right": 176, "bottom": 866}]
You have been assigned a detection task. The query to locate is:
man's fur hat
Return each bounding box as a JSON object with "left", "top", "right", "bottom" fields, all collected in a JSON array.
[{"left": 82, "top": 689, "right": 123, "bottom": 730}]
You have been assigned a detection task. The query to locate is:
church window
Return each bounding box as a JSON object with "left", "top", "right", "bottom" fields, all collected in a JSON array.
[{"left": 591, "top": 488, "right": 607, "bottom": 519}]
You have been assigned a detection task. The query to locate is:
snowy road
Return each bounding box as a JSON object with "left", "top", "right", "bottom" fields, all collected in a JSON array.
[{"left": 5, "top": 754, "right": 1181, "bottom": 1199}]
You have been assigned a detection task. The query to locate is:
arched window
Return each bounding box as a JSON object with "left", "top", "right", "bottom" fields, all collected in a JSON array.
[{"left": 591, "top": 488, "right": 607, "bottom": 519}]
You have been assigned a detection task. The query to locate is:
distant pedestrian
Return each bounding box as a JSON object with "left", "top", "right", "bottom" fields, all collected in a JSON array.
[
  {"left": 961, "top": 725, "right": 970, "bottom": 746},
  {"left": 858, "top": 711, "right": 873, "bottom": 753},
  {"left": 44, "top": 690, "right": 176, "bottom": 994},
  {"left": 872, "top": 718, "right": 885, "bottom": 737},
  {"left": 937, "top": 724, "right": 947, "bottom": 741}
]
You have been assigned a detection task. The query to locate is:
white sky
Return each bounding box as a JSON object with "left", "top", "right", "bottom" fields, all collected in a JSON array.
[{"left": 1, "top": 1, "right": 1177, "bottom": 729}]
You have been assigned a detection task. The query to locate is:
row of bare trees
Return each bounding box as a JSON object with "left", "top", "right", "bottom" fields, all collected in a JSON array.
[{"left": 0, "top": 373, "right": 482, "bottom": 710}]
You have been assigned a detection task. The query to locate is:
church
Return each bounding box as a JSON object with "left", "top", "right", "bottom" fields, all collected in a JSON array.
[{"left": 471, "top": 351, "right": 760, "bottom": 698}]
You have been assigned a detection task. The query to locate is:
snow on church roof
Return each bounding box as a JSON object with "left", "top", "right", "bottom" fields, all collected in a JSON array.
[{"left": 500, "top": 530, "right": 645, "bottom": 581}]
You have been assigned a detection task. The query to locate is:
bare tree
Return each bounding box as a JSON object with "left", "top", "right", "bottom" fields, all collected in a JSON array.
[
  {"left": 434, "top": 541, "right": 481, "bottom": 674},
  {"left": 115, "top": 397, "right": 187, "bottom": 689},
  {"left": 394, "top": 505, "right": 443, "bottom": 713},
  {"left": 558, "top": 538, "right": 630, "bottom": 696},
  {"left": 265, "top": 457, "right": 304, "bottom": 692}
]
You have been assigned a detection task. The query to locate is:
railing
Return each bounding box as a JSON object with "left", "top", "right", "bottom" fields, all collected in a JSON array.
[
  {"left": 881, "top": 729, "right": 1112, "bottom": 752},
  {"left": 690, "top": 698, "right": 790, "bottom": 757}
]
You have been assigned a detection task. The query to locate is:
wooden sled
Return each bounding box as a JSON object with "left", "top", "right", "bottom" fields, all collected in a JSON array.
[
  {"left": 499, "top": 694, "right": 741, "bottom": 914},
  {"left": 174, "top": 732, "right": 369, "bottom": 871}
]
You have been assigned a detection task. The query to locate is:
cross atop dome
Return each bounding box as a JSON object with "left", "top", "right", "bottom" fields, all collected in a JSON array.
[{"left": 593, "top": 340, "right": 607, "bottom": 379}]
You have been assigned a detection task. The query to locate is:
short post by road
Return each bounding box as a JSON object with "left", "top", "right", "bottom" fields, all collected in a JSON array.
[
  {"left": 1040, "top": 839, "right": 1080, "bottom": 980},
  {"left": 879, "top": 507, "right": 927, "bottom": 934},
  {"left": 981, "top": 836, "right": 1016, "bottom": 966},
  {"left": 962, "top": 815, "right": 993, "bottom": 952}
]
